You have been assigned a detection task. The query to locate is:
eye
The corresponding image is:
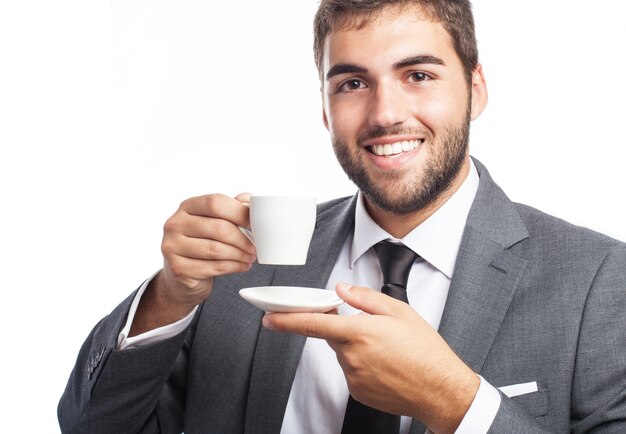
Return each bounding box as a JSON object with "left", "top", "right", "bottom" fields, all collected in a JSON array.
[
  {"left": 407, "top": 72, "right": 430, "bottom": 83},
  {"left": 337, "top": 79, "right": 367, "bottom": 92}
]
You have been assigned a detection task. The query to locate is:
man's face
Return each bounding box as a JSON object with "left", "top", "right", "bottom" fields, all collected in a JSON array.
[{"left": 322, "top": 6, "right": 484, "bottom": 215}]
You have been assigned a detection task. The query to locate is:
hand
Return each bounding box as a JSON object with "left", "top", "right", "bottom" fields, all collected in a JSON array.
[
  {"left": 130, "top": 193, "right": 256, "bottom": 335},
  {"left": 262, "top": 283, "right": 480, "bottom": 434}
]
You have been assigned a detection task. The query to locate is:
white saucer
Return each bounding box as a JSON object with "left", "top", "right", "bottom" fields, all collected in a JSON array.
[{"left": 239, "top": 286, "right": 344, "bottom": 313}]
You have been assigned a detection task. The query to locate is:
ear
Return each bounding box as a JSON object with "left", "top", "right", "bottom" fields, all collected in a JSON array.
[
  {"left": 470, "top": 64, "right": 488, "bottom": 120},
  {"left": 321, "top": 88, "right": 330, "bottom": 130},
  {"left": 320, "top": 82, "right": 330, "bottom": 131},
  {"left": 322, "top": 108, "right": 329, "bottom": 130}
]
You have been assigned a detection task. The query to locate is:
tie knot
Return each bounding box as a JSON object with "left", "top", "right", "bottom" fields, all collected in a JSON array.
[
  {"left": 374, "top": 241, "right": 419, "bottom": 289},
  {"left": 373, "top": 241, "right": 419, "bottom": 289}
]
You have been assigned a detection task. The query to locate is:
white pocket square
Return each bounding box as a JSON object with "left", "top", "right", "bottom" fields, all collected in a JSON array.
[{"left": 498, "top": 381, "right": 538, "bottom": 398}]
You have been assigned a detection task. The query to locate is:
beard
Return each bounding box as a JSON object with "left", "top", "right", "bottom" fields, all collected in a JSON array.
[{"left": 332, "top": 107, "right": 471, "bottom": 215}]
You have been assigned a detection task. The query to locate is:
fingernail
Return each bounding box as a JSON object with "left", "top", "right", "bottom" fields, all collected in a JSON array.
[
  {"left": 262, "top": 314, "right": 275, "bottom": 330},
  {"left": 336, "top": 282, "right": 352, "bottom": 293}
]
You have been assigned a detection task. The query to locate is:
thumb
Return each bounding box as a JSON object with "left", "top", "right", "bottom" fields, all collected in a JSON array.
[
  {"left": 235, "top": 192, "right": 253, "bottom": 228},
  {"left": 235, "top": 192, "right": 252, "bottom": 205},
  {"left": 335, "top": 282, "right": 406, "bottom": 317}
]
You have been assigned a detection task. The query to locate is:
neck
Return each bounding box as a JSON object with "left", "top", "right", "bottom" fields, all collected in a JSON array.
[{"left": 364, "top": 158, "right": 471, "bottom": 238}]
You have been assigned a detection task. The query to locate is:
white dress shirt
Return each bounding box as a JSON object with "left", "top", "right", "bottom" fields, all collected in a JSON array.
[{"left": 118, "top": 160, "right": 500, "bottom": 433}]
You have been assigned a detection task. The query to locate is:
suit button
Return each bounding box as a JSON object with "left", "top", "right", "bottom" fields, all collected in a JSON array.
[{"left": 96, "top": 346, "right": 106, "bottom": 361}]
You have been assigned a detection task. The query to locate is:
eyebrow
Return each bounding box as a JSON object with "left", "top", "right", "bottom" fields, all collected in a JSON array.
[
  {"left": 325, "top": 63, "right": 368, "bottom": 80},
  {"left": 393, "top": 54, "right": 445, "bottom": 69},
  {"left": 325, "top": 54, "right": 446, "bottom": 81}
]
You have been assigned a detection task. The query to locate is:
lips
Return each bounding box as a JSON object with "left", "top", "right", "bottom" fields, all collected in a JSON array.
[{"left": 366, "top": 139, "right": 424, "bottom": 157}]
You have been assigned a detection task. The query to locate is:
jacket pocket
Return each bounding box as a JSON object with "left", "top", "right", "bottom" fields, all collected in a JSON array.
[{"left": 509, "top": 389, "right": 548, "bottom": 418}]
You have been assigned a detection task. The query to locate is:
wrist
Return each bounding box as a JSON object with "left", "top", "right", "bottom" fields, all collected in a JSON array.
[
  {"left": 427, "top": 369, "right": 480, "bottom": 434},
  {"left": 129, "top": 271, "right": 198, "bottom": 336}
]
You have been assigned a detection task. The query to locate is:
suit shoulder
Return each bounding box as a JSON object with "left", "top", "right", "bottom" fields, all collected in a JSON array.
[
  {"left": 317, "top": 196, "right": 353, "bottom": 215},
  {"left": 513, "top": 202, "right": 625, "bottom": 252}
]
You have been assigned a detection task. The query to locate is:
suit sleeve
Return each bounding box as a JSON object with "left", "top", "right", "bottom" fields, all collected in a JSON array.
[
  {"left": 58, "top": 288, "right": 198, "bottom": 434},
  {"left": 569, "top": 244, "right": 626, "bottom": 433},
  {"left": 488, "top": 244, "right": 626, "bottom": 433},
  {"left": 487, "top": 393, "right": 551, "bottom": 433}
]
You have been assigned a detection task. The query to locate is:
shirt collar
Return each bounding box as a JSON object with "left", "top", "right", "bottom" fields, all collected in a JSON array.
[{"left": 350, "top": 160, "right": 480, "bottom": 279}]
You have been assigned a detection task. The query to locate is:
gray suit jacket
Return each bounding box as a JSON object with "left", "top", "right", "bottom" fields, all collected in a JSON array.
[{"left": 59, "top": 159, "right": 626, "bottom": 433}]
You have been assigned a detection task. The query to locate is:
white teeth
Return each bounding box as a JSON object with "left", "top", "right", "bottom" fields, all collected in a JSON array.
[{"left": 371, "top": 139, "right": 421, "bottom": 156}]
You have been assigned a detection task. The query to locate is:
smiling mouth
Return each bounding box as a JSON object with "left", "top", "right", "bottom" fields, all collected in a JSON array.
[{"left": 366, "top": 139, "right": 424, "bottom": 156}]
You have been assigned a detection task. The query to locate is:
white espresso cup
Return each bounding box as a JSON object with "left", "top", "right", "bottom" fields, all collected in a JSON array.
[{"left": 240, "top": 196, "right": 317, "bottom": 265}]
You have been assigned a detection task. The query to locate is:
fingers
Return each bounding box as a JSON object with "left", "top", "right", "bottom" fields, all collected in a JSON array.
[
  {"left": 336, "top": 283, "right": 408, "bottom": 317},
  {"left": 263, "top": 311, "right": 354, "bottom": 342},
  {"left": 262, "top": 284, "right": 412, "bottom": 341},
  {"left": 160, "top": 193, "right": 259, "bottom": 296},
  {"left": 167, "top": 255, "right": 253, "bottom": 283},
  {"left": 235, "top": 192, "right": 252, "bottom": 204},
  {"left": 165, "top": 213, "right": 255, "bottom": 255},
  {"left": 180, "top": 193, "right": 251, "bottom": 229},
  {"left": 165, "top": 236, "right": 256, "bottom": 263},
  {"left": 166, "top": 193, "right": 255, "bottom": 254}
]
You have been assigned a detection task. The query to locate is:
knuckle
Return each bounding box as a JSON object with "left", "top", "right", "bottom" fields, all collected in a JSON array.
[
  {"left": 204, "top": 194, "right": 225, "bottom": 212},
  {"left": 341, "top": 349, "right": 369, "bottom": 377},
  {"left": 161, "top": 239, "right": 175, "bottom": 255},
  {"left": 178, "top": 196, "right": 198, "bottom": 213},
  {"left": 207, "top": 241, "right": 221, "bottom": 258},
  {"left": 208, "top": 218, "right": 230, "bottom": 238},
  {"left": 168, "top": 259, "right": 185, "bottom": 278},
  {"left": 341, "top": 352, "right": 360, "bottom": 372},
  {"left": 213, "top": 260, "right": 227, "bottom": 274},
  {"left": 303, "top": 322, "right": 318, "bottom": 338},
  {"left": 163, "top": 216, "right": 179, "bottom": 233},
  {"left": 300, "top": 318, "right": 322, "bottom": 337}
]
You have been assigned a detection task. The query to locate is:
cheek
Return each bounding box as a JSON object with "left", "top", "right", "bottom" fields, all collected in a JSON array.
[
  {"left": 415, "top": 93, "right": 466, "bottom": 133},
  {"left": 326, "top": 100, "right": 363, "bottom": 140}
]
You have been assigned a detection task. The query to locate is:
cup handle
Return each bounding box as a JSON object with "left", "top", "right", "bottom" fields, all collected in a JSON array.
[{"left": 238, "top": 226, "right": 255, "bottom": 245}]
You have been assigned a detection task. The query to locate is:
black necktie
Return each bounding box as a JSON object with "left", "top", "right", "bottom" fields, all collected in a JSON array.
[{"left": 341, "top": 241, "right": 419, "bottom": 434}]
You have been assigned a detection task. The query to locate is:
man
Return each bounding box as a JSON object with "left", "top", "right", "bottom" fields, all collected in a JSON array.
[{"left": 59, "top": 0, "right": 626, "bottom": 433}]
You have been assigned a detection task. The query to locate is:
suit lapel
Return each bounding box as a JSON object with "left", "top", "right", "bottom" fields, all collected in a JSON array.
[
  {"left": 437, "top": 229, "right": 528, "bottom": 371},
  {"left": 409, "top": 159, "right": 529, "bottom": 434},
  {"left": 244, "top": 196, "right": 357, "bottom": 434},
  {"left": 438, "top": 158, "right": 530, "bottom": 371}
]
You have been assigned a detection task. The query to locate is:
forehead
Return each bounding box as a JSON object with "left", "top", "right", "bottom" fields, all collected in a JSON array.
[{"left": 323, "top": 5, "right": 458, "bottom": 72}]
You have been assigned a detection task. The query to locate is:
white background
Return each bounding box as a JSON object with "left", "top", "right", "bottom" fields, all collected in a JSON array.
[{"left": 1, "top": 0, "right": 625, "bottom": 431}]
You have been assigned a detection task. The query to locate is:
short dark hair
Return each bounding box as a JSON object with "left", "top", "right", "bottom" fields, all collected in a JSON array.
[{"left": 313, "top": 0, "right": 479, "bottom": 85}]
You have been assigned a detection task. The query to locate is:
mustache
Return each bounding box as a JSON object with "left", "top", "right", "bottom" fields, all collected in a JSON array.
[{"left": 356, "top": 126, "right": 432, "bottom": 144}]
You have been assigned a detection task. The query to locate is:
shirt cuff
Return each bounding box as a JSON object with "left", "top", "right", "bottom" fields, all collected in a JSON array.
[
  {"left": 453, "top": 375, "right": 501, "bottom": 434},
  {"left": 117, "top": 272, "right": 198, "bottom": 350}
]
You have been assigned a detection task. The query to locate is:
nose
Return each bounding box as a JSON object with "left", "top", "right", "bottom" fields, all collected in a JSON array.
[{"left": 367, "top": 81, "right": 410, "bottom": 128}]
